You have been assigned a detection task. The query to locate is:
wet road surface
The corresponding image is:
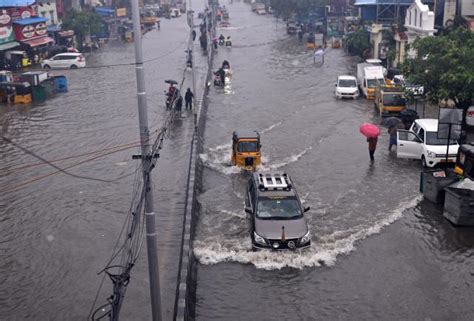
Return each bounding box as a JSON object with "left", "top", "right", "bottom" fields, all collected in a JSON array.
[
  {"left": 0, "top": 3, "right": 207, "bottom": 319},
  {"left": 195, "top": 2, "right": 474, "bottom": 320}
]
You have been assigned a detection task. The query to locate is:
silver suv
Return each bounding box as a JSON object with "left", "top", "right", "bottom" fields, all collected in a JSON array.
[{"left": 245, "top": 172, "right": 311, "bottom": 250}]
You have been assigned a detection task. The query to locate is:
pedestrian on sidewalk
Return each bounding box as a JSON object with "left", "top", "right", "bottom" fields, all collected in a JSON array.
[
  {"left": 175, "top": 95, "right": 183, "bottom": 113},
  {"left": 367, "top": 136, "right": 378, "bottom": 163},
  {"left": 185, "top": 88, "right": 194, "bottom": 110},
  {"left": 192, "top": 29, "right": 196, "bottom": 41}
]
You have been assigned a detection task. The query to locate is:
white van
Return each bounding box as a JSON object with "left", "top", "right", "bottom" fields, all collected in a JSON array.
[
  {"left": 397, "top": 119, "right": 459, "bottom": 167},
  {"left": 335, "top": 75, "right": 359, "bottom": 99}
]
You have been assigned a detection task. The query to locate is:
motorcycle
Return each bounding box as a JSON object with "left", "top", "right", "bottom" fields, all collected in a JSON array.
[
  {"left": 213, "top": 72, "right": 224, "bottom": 87},
  {"left": 225, "top": 40, "right": 232, "bottom": 48},
  {"left": 218, "top": 39, "right": 225, "bottom": 46}
]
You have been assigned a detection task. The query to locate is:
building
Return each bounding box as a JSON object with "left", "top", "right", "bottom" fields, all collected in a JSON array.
[
  {"left": 354, "top": 0, "right": 413, "bottom": 25},
  {"left": 393, "top": 0, "right": 436, "bottom": 67},
  {"left": 37, "top": 1, "right": 59, "bottom": 25}
]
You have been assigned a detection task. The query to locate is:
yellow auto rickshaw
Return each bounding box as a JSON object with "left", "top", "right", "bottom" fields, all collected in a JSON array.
[
  {"left": 454, "top": 144, "right": 474, "bottom": 178},
  {"left": 231, "top": 130, "right": 262, "bottom": 171},
  {"left": 0, "top": 82, "right": 32, "bottom": 104},
  {"left": 5, "top": 50, "right": 32, "bottom": 68}
]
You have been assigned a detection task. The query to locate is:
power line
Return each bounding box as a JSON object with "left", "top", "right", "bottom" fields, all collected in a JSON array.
[
  {"left": 90, "top": 16, "right": 197, "bottom": 321},
  {"left": 34, "top": 41, "right": 187, "bottom": 72},
  {"left": 0, "top": 136, "right": 141, "bottom": 194}
]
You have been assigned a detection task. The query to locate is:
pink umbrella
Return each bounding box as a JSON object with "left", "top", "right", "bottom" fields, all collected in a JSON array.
[{"left": 359, "top": 123, "right": 381, "bottom": 138}]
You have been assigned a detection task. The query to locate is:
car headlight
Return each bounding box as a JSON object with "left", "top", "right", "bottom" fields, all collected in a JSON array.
[
  {"left": 300, "top": 230, "right": 311, "bottom": 244},
  {"left": 427, "top": 151, "right": 436, "bottom": 158},
  {"left": 253, "top": 232, "right": 267, "bottom": 246}
]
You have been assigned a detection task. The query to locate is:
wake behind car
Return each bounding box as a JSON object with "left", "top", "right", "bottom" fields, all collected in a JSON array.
[
  {"left": 41, "top": 53, "right": 86, "bottom": 69},
  {"left": 245, "top": 172, "right": 310, "bottom": 250}
]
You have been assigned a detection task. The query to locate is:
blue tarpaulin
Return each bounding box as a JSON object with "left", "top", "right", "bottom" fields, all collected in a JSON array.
[
  {"left": 13, "top": 17, "right": 48, "bottom": 25},
  {"left": 1, "top": 0, "right": 36, "bottom": 6},
  {"left": 95, "top": 7, "right": 115, "bottom": 16},
  {"left": 355, "top": 0, "right": 412, "bottom": 5}
]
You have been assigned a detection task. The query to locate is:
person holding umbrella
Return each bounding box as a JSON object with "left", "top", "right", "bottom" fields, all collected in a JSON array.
[
  {"left": 360, "top": 123, "right": 381, "bottom": 163},
  {"left": 383, "top": 117, "right": 403, "bottom": 152}
]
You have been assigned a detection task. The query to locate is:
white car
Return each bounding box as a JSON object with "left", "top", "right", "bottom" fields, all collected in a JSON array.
[
  {"left": 393, "top": 75, "right": 424, "bottom": 97},
  {"left": 335, "top": 75, "right": 359, "bottom": 99},
  {"left": 170, "top": 8, "right": 181, "bottom": 18},
  {"left": 397, "top": 119, "right": 459, "bottom": 167},
  {"left": 42, "top": 53, "right": 86, "bottom": 69}
]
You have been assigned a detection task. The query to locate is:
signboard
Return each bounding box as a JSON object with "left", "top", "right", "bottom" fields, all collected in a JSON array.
[
  {"left": 0, "top": 25, "right": 14, "bottom": 44},
  {"left": 7, "top": 6, "right": 37, "bottom": 21},
  {"left": 0, "top": 11, "right": 12, "bottom": 26},
  {"left": 438, "top": 108, "right": 463, "bottom": 140},
  {"left": 13, "top": 21, "right": 48, "bottom": 41},
  {"left": 116, "top": 8, "right": 127, "bottom": 17}
]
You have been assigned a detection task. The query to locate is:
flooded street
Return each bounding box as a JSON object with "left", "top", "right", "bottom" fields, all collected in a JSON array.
[
  {"left": 0, "top": 5, "right": 207, "bottom": 320},
  {"left": 195, "top": 2, "right": 474, "bottom": 320},
  {"left": 1, "top": 0, "right": 474, "bottom": 320}
]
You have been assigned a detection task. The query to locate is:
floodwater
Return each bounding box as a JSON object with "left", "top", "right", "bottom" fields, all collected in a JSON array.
[
  {"left": 195, "top": 2, "right": 474, "bottom": 320},
  {"left": 0, "top": 2, "right": 208, "bottom": 319}
]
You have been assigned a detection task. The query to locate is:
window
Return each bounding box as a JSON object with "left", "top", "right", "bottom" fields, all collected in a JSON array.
[
  {"left": 420, "top": 12, "right": 422, "bottom": 27},
  {"left": 418, "top": 128, "right": 425, "bottom": 142},
  {"left": 383, "top": 94, "right": 406, "bottom": 106},
  {"left": 399, "top": 131, "right": 420, "bottom": 142},
  {"left": 256, "top": 197, "right": 302, "bottom": 219},
  {"left": 409, "top": 11, "right": 411, "bottom": 25},
  {"left": 414, "top": 8, "right": 417, "bottom": 26},
  {"left": 238, "top": 141, "right": 258, "bottom": 152},
  {"left": 338, "top": 79, "right": 357, "bottom": 87},
  {"left": 425, "top": 132, "right": 457, "bottom": 145}
]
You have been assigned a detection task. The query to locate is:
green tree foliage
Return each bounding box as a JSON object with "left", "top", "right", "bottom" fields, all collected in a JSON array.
[
  {"left": 403, "top": 28, "right": 474, "bottom": 117},
  {"left": 61, "top": 9, "right": 104, "bottom": 49},
  {"left": 344, "top": 28, "right": 370, "bottom": 58}
]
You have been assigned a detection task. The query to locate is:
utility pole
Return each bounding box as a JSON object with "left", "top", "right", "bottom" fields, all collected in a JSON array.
[{"left": 130, "top": 0, "right": 163, "bottom": 320}]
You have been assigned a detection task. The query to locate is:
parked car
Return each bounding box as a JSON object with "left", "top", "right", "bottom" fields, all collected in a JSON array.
[
  {"left": 41, "top": 53, "right": 86, "bottom": 69},
  {"left": 335, "top": 75, "right": 359, "bottom": 99},
  {"left": 170, "top": 8, "right": 181, "bottom": 18},
  {"left": 392, "top": 75, "right": 424, "bottom": 97},
  {"left": 245, "top": 172, "right": 311, "bottom": 250},
  {"left": 397, "top": 119, "right": 459, "bottom": 167}
]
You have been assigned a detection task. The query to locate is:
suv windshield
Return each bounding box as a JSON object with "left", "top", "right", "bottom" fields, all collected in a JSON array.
[
  {"left": 383, "top": 94, "right": 406, "bottom": 106},
  {"left": 426, "top": 132, "right": 457, "bottom": 145},
  {"left": 238, "top": 141, "right": 258, "bottom": 152},
  {"left": 339, "top": 79, "right": 357, "bottom": 87},
  {"left": 256, "top": 197, "right": 302, "bottom": 219}
]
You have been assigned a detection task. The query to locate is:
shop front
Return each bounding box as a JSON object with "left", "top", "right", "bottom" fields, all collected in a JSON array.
[{"left": 13, "top": 17, "right": 55, "bottom": 61}]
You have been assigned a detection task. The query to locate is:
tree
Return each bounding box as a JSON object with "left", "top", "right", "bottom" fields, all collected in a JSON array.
[
  {"left": 344, "top": 28, "right": 370, "bottom": 58},
  {"left": 61, "top": 9, "right": 104, "bottom": 50},
  {"left": 402, "top": 27, "right": 474, "bottom": 125}
]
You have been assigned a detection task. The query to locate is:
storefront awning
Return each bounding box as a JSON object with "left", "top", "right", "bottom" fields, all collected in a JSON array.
[
  {"left": 58, "top": 30, "right": 74, "bottom": 37},
  {"left": 0, "top": 41, "right": 20, "bottom": 51},
  {"left": 13, "top": 17, "right": 48, "bottom": 26},
  {"left": 22, "top": 37, "right": 54, "bottom": 47}
]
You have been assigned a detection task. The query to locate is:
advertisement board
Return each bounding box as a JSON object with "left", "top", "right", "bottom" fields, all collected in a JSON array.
[{"left": 13, "top": 21, "right": 48, "bottom": 41}]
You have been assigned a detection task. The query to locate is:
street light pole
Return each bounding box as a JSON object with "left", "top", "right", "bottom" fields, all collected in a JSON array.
[{"left": 130, "top": 0, "right": 163, "bottom": 320}]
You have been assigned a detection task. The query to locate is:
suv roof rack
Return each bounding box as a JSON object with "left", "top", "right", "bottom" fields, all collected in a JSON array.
[{"left": 257, "top": 172, "right": 292, "bottom": 190}]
